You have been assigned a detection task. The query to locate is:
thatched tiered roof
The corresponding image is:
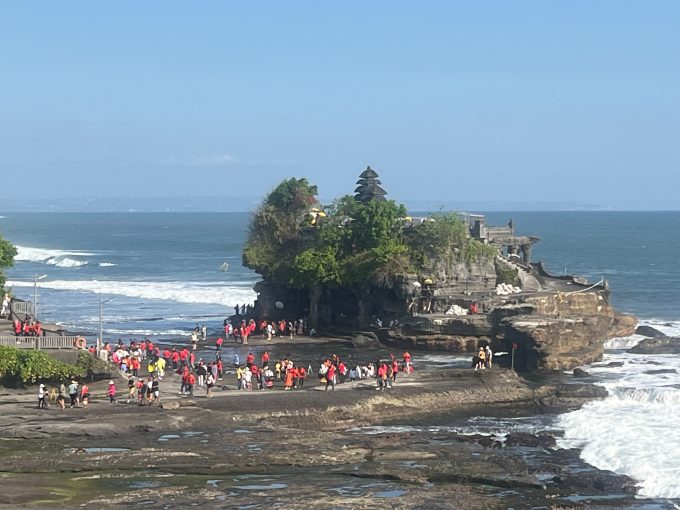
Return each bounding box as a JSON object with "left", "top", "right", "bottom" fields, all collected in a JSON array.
[{"left": 354, "top": 166, "right": 387, "bottom": 203}]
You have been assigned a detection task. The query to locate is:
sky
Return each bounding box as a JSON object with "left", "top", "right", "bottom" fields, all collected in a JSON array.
[{"left": 1, "top": 1, "right": 679, "bottom": 210}]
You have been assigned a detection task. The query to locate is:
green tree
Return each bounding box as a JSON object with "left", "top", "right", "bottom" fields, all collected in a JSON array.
[
  {"left": 0, "top": 233, "right": 17, "bottom": 292},
  {"left": 243, "top": 178, "right": 319, "bottom": 284}
]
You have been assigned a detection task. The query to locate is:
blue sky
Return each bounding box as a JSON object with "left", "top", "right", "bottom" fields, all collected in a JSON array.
[{"left": 1, "top": 1, "right": 678, "bottom": 209}]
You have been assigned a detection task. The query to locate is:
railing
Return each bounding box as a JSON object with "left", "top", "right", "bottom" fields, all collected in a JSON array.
[
  {"left": 0, "top": 336, "right": 83, "bottom": 349},
  {"left": 10, "top": 301, "right": 34, "bottom": 316}
]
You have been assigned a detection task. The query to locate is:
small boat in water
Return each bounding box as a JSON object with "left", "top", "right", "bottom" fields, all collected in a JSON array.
[{"left": 220, "top": 261, "right": 229, "bottom": 272}]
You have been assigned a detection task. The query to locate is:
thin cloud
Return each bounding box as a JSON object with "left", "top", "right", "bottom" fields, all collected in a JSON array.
[{"left": 187, "top": 154, "right": 239, "bottom": 167}]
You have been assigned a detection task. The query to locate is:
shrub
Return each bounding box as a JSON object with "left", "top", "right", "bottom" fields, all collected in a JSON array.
[{"left": 0, "top": 346, "right": 85, "bottom": 385}]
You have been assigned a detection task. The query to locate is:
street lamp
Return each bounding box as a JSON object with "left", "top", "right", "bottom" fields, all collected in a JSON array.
[
  {"left": 33, "top": 274, "right": 47, "bottom": 320},
  {"left": 98, "top": 297, "right": 115, "bottom": 356}
]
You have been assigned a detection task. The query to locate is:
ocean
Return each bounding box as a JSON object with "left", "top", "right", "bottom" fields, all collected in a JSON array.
[{"left": 1, "top": 210, "right": 679, "bottom": 501}]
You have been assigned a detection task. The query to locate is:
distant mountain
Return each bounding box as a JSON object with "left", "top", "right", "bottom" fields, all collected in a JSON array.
[{"left": 0, "top": 196, "right": 612, "bottom": 213}]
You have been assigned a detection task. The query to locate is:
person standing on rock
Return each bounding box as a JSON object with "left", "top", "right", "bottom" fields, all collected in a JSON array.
[
  {"left": 127, "top": 375, "right": 135, "bottom": 403},
  {"left": 403, "top": 350, "right": 411, "bottom": 375},
  {"left": 38, "top": 384, "right": 48, "bottom": 409},
  {"left": 151, "top": 376, "right": 160, "bottom": 405},
  {"left": 485, "top": 346, "right": 493, "bottom": 369},
  {"left": 57, "top": 383, "right": 67, "bottom": 410},
  {"left": 476, "top": 347, "right": 486, "bottom": 370},
  {"left": 325, "top": 363, "right": 336, "bottom": 391},
  {"left": 206, "top": 371, "right": 215, "bottom": 398},
  {"left": 80, "top": 382, "right": 91, "bottom": 407},
  {"left": 107, "top": 380, "right": 117, "bottom": 404},
  {"left": 68, "top": 380, "right": 79, "bottom": 408}
]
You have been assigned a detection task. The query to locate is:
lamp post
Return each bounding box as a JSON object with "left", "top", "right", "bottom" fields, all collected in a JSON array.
[
  {"left": 98, "top": 297, "right": 114, "bottom": 356},
  {"left": 33, "top": 274, "right": 47, "bottom": 320}
]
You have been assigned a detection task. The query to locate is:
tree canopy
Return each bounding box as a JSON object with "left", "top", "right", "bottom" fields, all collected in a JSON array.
[
  {"left": 0, "top": 233, "right": 17, "bottom": 292},
  {"left": 243, "top": 178, "right": 497, "bottom": 293}
]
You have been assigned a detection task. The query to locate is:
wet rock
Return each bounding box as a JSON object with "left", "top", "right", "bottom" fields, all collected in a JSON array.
[
  {"left": 635, "top": 325, "right": 667, "bottom": 338},
  {"left": 604, "top": 361, "right": 624, "bottom": 367},
  {"left": 450, "top": 433, "right": 500, "bottom": 449},
  {"left": 553, "top": 384, "right": 607, "bottom": 399},
  {"left": 351, "top": 332, "right": 380, "bottom": 348},
  {"left": 629, "top": 337, "right": 680, "bottom": 354},
  {"left": 504, "top": 433, "right": 556, "bottom": 448},
  {"left": 572, "top": 368, "right": 589, "bottom": 378},
  {"left": 644, "top": 369, "right": 677, "bottom": 375}
]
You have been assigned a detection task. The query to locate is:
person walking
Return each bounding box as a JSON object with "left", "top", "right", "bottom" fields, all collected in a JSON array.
[
  {"left": 68, "top": 380, "right": 79, "bottom": 408},
  {"left": 107, "top": 380, "right": 117, "bottom": 404},
  {"left": 325, "top": 364, "right": 336, "bottom": 391},
  {"left": 38, "top": 384, "right": 48, "bottom": 409},
  {"left": 57, "top": 383, "right": 67, "bottom": 410},
  {"left": 206, "top": 372, "right": 215, "bottom": 398}
]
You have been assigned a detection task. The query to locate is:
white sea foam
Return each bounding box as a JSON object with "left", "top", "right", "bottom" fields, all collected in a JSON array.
[
  {"left": 105, "top": 328, "right": 190, "bottom": 337},
  {"left": 603, "top": 334, "right": 645, "bottom": 350},
  {"left": 15, "top": 245, "right": 93, "bottom": 268},
  {"left": 99, "top": 262, "right": 117, "bottom": 267},
  {"left": 6, "top": 279, "right": 256, "bottom": 307},
  {"left": 558, "top": 324, "right": 680, "bottom": 499}
]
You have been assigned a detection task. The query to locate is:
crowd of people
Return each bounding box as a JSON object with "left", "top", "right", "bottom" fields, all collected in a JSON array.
[
  {"left": 13, "top": 317, "right": 43, "bottom": 337},
  {"left": 222, "top": 317, "right": 308, "bottom": 343}
]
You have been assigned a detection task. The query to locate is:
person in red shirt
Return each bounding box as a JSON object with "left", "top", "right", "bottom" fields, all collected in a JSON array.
[
  {"left": 392, "top": 359, "right": 399, "bottom": 383},
  {"left": 246, "top": 352, "right": 255, "bottom": 368},
  {"left": 215, "top": 337, "right": 223, "bottom": 352},
  {"left": 284, "top": 366, "right": 295, "bottom": 390},
  {"left": 186, "top": 373, "right": 195, "bottom": 397},
  {"left": 131, "top": 357, "right": 140, "bottom": 377},
  {"left": 179, "top": 348, "right": 189, "bottom": 367},
  {"left": 171, "top": 349, "right": 180, "bottom": 370},
  {"left": 325, "top": 364, "right": 336, "bottom": 391},
  {"left": 163, "top": 348, "right": 171, "bottom": 361},
  {"left": 297, "top": 366, "right": 306, "bottom": 388},
  {"left": 261, "top": 351, "right": 270, "bottom": 367},
  {"left": 216, "top": 357, "right": 223, "bottom": 380},
  {"left": 338, "top": 361, "right": 347, "bottom": 383},
  {"left": 403, "top": 350, "right": 412, "bottom": 375},
  {"left": 377, "top": 363, "right": 387, "bottom": 390}
]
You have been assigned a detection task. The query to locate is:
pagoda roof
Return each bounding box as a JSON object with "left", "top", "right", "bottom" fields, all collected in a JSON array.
[
  {"left": 359, "top": 166, "right": 379, "bottom": 179},
  {"left": 359, "top": 182, "right": 387, "bottom": 195},
  {"left": 355, "top": 177, "right": 382, "bottom": 186}
]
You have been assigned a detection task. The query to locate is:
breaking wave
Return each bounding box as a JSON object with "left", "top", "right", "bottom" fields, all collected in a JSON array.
[
  {"left": 15, "top": 245, "right": 93, "bottom": 268},
  {"left": 558, "top": 319, "right": 680, "bottom": 499},
  {"left": 6, "top": 279, "right": 256, "bottom": 307},
  {"left": 99, "top": 262, "right": 117, "bottom": 267}
]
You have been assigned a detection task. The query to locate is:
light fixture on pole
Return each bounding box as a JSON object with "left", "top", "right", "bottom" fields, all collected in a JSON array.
[
  {"left": 98, "top": 297, "right": 114, "bottom": 356},
  {"left": 33, "top": 274, "right": 48, "bottom": 321}
]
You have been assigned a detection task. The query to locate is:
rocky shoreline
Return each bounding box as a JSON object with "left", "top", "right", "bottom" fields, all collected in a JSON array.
[{"left": 1, "top": 363, "right": 674, "bottom": 509}]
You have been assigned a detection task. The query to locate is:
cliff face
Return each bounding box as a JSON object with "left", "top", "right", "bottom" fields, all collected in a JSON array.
[{"left": 380, "top": 290, "right": 637, "bottom": 372}]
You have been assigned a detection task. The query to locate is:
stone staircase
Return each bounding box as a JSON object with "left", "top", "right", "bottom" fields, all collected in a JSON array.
[{"left": 496, "top": 255, "right": 542, "bottom": 292}]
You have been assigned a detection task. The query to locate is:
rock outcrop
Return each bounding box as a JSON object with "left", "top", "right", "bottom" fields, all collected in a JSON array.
[
  {"left": 381, "top": 290, "right": 637, "bottom": 372},
  {"left": 629, "top": 337, "right": 680, "bottom": 355}
]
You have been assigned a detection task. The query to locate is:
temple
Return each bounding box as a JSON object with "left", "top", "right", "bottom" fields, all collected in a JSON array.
[{"left": 354, "top": 166, "right": 387, "bottom": 203}]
